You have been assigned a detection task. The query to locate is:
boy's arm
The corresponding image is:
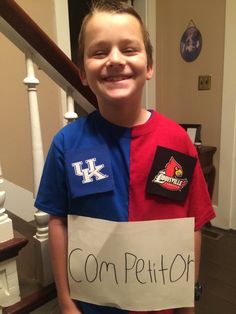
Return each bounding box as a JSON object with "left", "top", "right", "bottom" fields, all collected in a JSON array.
[
  {"left": 175, "top": 230, "right": 202, "bottom": 314},
  {"left": 48, "top": 215, "right": 82, "bottom": 314}
]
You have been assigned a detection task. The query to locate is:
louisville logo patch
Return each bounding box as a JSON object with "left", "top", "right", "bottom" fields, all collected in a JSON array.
[
  {"left": 146, "top": 146, "right": 197, "bottom": 202},
  {"left": 152, "top": 156, "right": 188, "bottom": 191}
]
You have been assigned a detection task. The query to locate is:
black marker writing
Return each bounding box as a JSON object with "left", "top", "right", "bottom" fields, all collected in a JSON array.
[{"left": 68, "top": 249, "right": 194, "bottom": 287}]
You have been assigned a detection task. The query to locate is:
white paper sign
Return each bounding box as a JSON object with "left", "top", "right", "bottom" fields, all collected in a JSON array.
[{"left": 68, "top": 216, "right": 194, "bottom": 311}]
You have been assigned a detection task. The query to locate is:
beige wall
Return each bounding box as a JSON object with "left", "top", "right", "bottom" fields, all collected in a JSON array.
[
  {"left": 156, "top": 0, "right": 226, "bottom": 204},
  {"left": 0, "top": 0, "right": 62, "bottom": 192}
]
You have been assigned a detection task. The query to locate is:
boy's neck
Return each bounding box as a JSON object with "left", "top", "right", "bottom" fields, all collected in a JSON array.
[{"left": 98, "top": 104, "right": 151, "bottom": 128}]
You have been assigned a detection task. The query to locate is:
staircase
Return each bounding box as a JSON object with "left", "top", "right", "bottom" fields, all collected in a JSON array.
[{"left": 0, "top": 0, "right": 96, "bottom": 312}]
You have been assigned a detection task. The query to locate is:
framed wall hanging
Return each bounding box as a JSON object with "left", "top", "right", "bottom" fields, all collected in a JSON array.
[
  {"left": 180, "top": 124, "right": 202, "bottom": 144},
  {"left": 180, "top": 20, "right": 202, "bottom": 62}
]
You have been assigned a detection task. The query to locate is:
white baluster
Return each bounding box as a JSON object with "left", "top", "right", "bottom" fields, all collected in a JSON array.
[
  {"left": 23, "top": 54, "right": 53, "bottom": 286},
  {"left": 23, "top": 53, "right": 49, "bottom": 240},
  {"left": 0, "top": 162, "right": 14, "bottom": 242},
  {"left": 64, "top": 92, "right": 78, "bottom": 123},
  {"left": 23, "top": 54, "right": 43, "bottom": 197}
]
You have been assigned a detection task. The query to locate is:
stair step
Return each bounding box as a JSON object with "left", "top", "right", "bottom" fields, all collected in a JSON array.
[{"left": 2, "top": 283, "right": 57, "bottom": 314}]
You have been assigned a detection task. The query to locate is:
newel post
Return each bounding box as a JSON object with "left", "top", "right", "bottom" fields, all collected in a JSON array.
[
  {"left": 23, "top": 53, "right": 53, "bottom": 286},
  {"left": 0, "top": 163, "right": 21, "bottom": 309},
  {"left": 0, "top": 163, "right": 13, "bottom": 242}
]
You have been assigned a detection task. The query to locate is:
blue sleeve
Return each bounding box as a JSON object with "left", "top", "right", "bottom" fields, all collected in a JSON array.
[{"left": 34, "top": 136, "right": 68, "bottom": 217}]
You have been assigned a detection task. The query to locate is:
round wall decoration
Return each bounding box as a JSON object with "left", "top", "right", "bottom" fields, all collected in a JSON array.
[{"left": 180, "top": 22, "right": 202, "bottom": 62}]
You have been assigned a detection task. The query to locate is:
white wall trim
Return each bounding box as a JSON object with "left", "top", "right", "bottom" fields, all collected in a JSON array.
[
  {"left": 213, "top": 0, "right": 236, "bottom": 230},
  {"left": 145, "top": 0, "right": 157, "bottom": 110},
  {"left": 134, "top": 0, "right": 157, "bottom": 109},
  {"left": 231, "top": 101, "right": 236, "bottom": 229},
  {"left": 53, "top": 0, "right": 72, "bottom": 125}
]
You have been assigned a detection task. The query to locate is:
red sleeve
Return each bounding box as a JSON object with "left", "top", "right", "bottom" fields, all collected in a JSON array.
[{"left": 187, "top": 158, "right": 216, "bottom": 231}]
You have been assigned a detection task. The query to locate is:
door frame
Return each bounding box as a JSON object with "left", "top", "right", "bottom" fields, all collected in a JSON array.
[
  {"left": 134, "top": 0, "right": 157, "bottom": 109},
  {"left": 54, "top": 0, "right": 157, "bottom": 112}
]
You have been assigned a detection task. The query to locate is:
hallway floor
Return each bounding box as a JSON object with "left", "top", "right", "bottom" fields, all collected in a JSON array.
[{"left": 196, "top": 226, "right": 236, "bottom": 314}]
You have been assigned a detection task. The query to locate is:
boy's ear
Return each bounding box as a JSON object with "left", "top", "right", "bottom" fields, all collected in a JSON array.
[
  {"left": 79, "top": 69, "right": 88, "bottom": 86},
  {"left": 146, "top": 64, "right": 154, "bottom": 81}
]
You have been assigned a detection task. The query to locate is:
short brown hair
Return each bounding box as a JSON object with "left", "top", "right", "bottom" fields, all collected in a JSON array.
[{"left": 77, "top": 0, "right": 153, "bottom": 70}]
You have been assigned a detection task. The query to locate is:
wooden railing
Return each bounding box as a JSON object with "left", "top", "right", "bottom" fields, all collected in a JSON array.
[{"left": 0, "top": 0, "right": 97, "bottom": 110}]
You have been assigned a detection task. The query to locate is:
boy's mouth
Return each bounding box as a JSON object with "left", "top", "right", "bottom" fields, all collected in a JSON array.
[{"left": 103, "top": 75, "right": 132, "bottom": 82}]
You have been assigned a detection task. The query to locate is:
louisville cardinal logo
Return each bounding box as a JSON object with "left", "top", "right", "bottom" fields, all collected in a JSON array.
[{"left": 152, "top": 157, "right": 188, "bottom": 191}]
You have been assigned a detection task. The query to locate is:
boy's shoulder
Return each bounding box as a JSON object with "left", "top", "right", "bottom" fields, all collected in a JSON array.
[
  {"left": 56, "top": 110, "right": 96, "bottom": 134},
  {"left": 52, "top": 110, "right": 97, "bottom": 146},
  {"left": 156, "top": 112, "right": 188, "bottom": 136},
  {"left": 154, "top": 111, "right": 197, "bottom": 155}
]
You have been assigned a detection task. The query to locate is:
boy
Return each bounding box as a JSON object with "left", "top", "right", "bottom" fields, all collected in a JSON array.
[{"left": 35, "top": 1, "right": 215, "bottom": 313}]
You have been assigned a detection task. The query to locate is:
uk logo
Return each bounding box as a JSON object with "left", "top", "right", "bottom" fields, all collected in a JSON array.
[
  {"left": 152, "top": 157, "right": 188, "bottom": 191},
  {"left": 72, "top": 158, "right": 108, "bottom": 184}
]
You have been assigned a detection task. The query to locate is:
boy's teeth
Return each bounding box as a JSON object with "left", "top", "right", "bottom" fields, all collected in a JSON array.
[{"left": 106, "top": 76, "right": 127, "bottom": 82}]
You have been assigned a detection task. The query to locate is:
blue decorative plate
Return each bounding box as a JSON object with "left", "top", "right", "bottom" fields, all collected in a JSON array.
[{"left": 180, "top": 26, "right": 202, "bottom": 62}]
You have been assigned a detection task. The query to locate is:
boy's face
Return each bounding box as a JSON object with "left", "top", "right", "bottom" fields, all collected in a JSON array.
[{"left": 79, "top": 12, "right": 153, "bottom": 107}]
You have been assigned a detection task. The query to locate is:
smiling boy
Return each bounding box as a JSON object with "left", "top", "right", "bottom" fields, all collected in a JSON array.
[
  {"left": 35, "top": 1, "right": 215, "bottom": 314},
  {"left": 79, "top": 10, "right": 153, "bottom": 126}
]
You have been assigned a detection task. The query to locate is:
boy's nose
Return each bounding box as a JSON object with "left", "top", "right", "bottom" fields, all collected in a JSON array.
[{"left": 106, "top": 49, "right": 125, "bottom": 67}]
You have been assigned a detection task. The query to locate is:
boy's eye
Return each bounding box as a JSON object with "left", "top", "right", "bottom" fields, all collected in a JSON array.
[
  {"left": 123, "top": 47, "right": 138, "bottom": 55},
  {"left": 93, "top": 51, "right": 107, "bottom": 58}
]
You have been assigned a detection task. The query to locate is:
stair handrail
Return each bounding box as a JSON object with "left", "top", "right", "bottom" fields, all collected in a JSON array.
[{"left": 0, "top": 0, "right": 97, "bottom": 111}]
